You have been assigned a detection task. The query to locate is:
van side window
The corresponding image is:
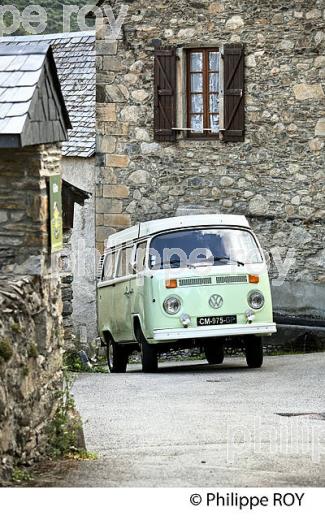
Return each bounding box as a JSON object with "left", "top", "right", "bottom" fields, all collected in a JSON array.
[
  {"left": 117, "top": 246, "right": 133, "bottom": 278},
  {"left": 103, "top": 251, "right": 116, "bottom": 281},
  {"left": 135, "top": 241, "right": 147, "bottom": 272}
]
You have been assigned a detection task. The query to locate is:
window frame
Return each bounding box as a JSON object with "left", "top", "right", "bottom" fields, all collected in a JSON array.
[{"left": 186, "top": 47, "right": 220, "bottom": 139}]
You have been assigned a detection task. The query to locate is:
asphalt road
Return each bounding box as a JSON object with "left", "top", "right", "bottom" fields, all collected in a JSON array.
[{"left": 60, "top": 353, "right": 325, "bottom": 487}]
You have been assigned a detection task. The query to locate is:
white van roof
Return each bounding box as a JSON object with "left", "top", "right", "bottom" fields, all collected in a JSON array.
[{"left": 105, "top": 214, "right": 250, "bottom": 249}]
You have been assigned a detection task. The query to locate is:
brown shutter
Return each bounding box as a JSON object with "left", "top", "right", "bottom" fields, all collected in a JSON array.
[
  {"left": 154, "top": 47, "right": 177, "bottom": 142},
  {"left": 222, "top": 44, "right": 244, "bottom": 142}
]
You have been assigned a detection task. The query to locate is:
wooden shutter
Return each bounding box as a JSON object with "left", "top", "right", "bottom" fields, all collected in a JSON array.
[
  {"left": 154, "top": 47, "right": 176, "bottom": 142},
  {"left": 222, "top": 44, "right": 244, "bottom": 142}
]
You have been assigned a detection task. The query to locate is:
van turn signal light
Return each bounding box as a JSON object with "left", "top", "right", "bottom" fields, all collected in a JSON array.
[
  {"left": 248, "top": 274, "right": 259, "bottom": 284},
  {"left": 166, "top": 279, "right": 177, "bottom": 289}
]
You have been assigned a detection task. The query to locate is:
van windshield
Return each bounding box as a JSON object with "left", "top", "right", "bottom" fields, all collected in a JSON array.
[{"left": 149, "top": 228, "right": 263, "bottom": 269}]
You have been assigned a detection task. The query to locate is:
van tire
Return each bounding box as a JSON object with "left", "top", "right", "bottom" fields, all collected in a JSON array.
[
  {"left": 245, "top": 337, "right": 263, "bottom": 368},
  {"left": 138, "top": 330, "right": 158, "bottom": 373},
  {"left": 204, "top": 341, "right": 225, "bottom": 365},
  {"left": 106, "top": 336, "right": 128, "bottom": 373}
]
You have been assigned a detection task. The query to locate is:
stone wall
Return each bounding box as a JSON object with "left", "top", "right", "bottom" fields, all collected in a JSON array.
[
  {"left": 95, "top": 0, "right": 325, "bottom": 320},
  {"left": 59, "top": 230, "right": 75, "bottom": 351},
  {"left": 0, "top": 143, "right": 65, "bottom": 481},
  {"left": 0, "top": 275, "right": 63, "bottom": 482},
  {"left": 61, "top": 156, "right": 98, "bottom": 345},
  {"left": 0, "top": 145, "right": 62, "bottom": 275}
]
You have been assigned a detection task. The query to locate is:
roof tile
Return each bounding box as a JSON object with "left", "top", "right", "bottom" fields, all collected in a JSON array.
[{"left": 0, "top": 31, "right": 96, "bottom": 158}]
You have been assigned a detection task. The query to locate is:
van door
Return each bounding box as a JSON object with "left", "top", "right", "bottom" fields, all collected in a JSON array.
[
  {"left": 114, "top": 246, "right": 134, "bottom": 342},
  {"left": 97, "top": 249, "right": 117, "bottom": 340},
  {"left": 129, "top": 241, "right": 147, "bottom": 334}
]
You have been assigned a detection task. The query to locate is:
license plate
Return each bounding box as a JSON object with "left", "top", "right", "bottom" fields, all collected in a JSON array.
[{"left": 197, "top": 315, "right": 237, "bottom": 326}]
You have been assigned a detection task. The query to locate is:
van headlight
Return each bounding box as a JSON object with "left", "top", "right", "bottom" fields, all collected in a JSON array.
[
  {"left": 163, "top": 296, "right": 181, "bottom": 315},
  {"left": 247, "top": 290, "right": 265, "bottom": 310}
]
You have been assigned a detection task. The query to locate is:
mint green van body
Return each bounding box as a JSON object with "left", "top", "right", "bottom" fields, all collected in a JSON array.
[{"left": 97, "top": 214, "right": 276, "bottom": 373}]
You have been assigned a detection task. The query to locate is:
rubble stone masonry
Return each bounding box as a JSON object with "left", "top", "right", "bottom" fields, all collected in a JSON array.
[
  {"left": 0, "top": 276, "right": 63, "bottom": 481},
  {"left": 0, "top": 145, "right": 62, "bottom": 274},
  {"left": 96, "top": 0, "right": 325, "bottom": 320},
  {"left": 0, "top": 144, "right": 64, "bottom": 481}
]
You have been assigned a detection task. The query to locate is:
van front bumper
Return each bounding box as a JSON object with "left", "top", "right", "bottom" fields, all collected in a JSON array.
[{"left": 152, "top": 323, "right": 277, "bottom": 341}]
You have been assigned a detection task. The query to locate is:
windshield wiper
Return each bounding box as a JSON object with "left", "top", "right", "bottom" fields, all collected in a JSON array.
[
  {"left": 154, "top": 257, "right": 245, "bottom": 269},
  {"left": 186, "top": 256, "right": 245, "bottom": 268},
  {"left": 209, "top": 256, "right": 245, "bottom": 267},
  {"left": 153, "top": 259, "right": 183, "bottom": 269},
  {"left": 158, "top": 259, "right": 199, "bottom": 269}
]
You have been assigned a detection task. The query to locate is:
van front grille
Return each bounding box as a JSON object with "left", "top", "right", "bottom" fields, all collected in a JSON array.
[
  {"left": 215, "top": 275, "right": 248, "bottom": 284},
  {"left": 179, "top": 277, "right": 212, "bottom": 287}
]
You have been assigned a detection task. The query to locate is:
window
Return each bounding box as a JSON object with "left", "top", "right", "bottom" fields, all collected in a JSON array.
[
  {"left": 187, "top": 49, "right": 220, "bottom": 137},
  {"left": 149, "top": 228, "right": 263, "bottom": 269},
  {"left": 135, "top": 241, "right": 147, "bottom": 273},
  {"left": 117, "top": 246, "right": 134, "bottom": 278},
  {"left": 103, "top": 251, "right": 116, "bottom": 281},
  {"left": 154, "top": 44, "right": 244, "bottom": 143}
]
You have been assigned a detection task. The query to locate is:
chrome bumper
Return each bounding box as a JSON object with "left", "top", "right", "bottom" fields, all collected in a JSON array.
[{"left": 153, "top": 323, "right": 277, "bottom": 341}]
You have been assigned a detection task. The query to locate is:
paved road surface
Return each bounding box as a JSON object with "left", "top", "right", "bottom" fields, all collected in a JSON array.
[{"left": 59, "top": 353, "right": 325, "bottom": 486}]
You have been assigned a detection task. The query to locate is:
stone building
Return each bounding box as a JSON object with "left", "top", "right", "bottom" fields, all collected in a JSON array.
[
  {"left": 0, "top": 42, "right": 70, "bottom": 480},
  {"left": 93, "top": 0, "right": 325, "bottom": 329},
  {"left": 1, "top": 31, "right": 98, "bottom": 346}
]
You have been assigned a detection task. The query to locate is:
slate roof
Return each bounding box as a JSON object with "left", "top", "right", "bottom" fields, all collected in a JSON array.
[
  {"left": 0, "top": 31, "right": 96, "bottom": 157},
  {"left": 0, "top": 43, "right": 71, "bottom": 148}
]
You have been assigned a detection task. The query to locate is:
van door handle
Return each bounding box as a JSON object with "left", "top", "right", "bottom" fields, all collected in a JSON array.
[{"left": 124, "top": 288, "right": 130, "bottom": 296}]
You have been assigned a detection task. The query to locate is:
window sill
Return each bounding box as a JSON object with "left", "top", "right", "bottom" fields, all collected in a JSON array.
[{"left": 179, "top": 136, "right": 220, "bottom": 142}]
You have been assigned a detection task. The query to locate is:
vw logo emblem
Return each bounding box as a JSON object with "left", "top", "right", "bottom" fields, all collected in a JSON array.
[{"left": 209, "top": 294, "right": 223, "bottom": 309}]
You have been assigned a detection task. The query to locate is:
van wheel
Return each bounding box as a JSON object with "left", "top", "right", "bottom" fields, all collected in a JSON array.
[
  {"left": 204, "top": 340, "right": 225, "bottom": 365},
  {"left": 245, "top": 336, "right": 263, "bottom": 368},
  {"left": 137, "top": 329, "right": 158, "bottom": 373},
  {"left": 106, "top": 337, "right": 128, "bottom": 373}
]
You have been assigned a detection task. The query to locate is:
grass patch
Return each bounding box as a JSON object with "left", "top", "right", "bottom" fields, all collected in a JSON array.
[
  {"left": 11, "top": 322, "right": 22, "bottom": 333},
  {"left": 63, "top": 351, "right": 84, "bottom": 372},
  {"left": 46, "top": 371, "right": 97, "bottom": 461},
  {"left": 0, "top": 338, "right": 13, "bottom": 362},
  {"left": 46, "top": 372, "right": 81, "bottom": 459},
  {"left": 64, "top": 351, "right": 108, "bottom": 373},
  {"left": 28, "top": 342, "right": 39, "bottom": 359},
  {"left": 11, "top": 467, "right": 33, "bottom": 483},
  {"left": 66, "top": 450, "right": 98, "bottom": 461}
]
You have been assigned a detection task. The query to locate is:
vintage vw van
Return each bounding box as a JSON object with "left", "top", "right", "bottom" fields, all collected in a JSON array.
[{"left": 97, "top": 214, "right": 276, "bottom": 373}]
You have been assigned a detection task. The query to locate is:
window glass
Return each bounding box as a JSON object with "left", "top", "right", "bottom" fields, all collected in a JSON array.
[
  {"left": 190, "top": 52, "right": 203, "bottom": 72},
  {"left": 150, "top": 229, "right": 263, "bottom": 269},
  {"left": 191, "top": 94, "right": 203, "bottom": 113},
  {"left": 188, "top": 49, "right": 220, "bottom": 137},
  {"left": 135, "top": 242, "right": 147, "bottom": 273},
  {"left": 190, "top": 74, "right": 203, "bottom": 93},
  {"left": 117, "top": 246, "right": 133, "bottom": 278},
  {"left": 209, "top": 94, "right": 218, "bottom": 113},
  {"left": 103, "top": 251, "right": 116, "bottom": 280},
  {"left": 191, "top": 114, "right": 203, "bottom": 132},
  {"left": 209, "top": 52, "right": 219, "bottom": 71},
  {"left": 209, "top": 73, "right": 219, "bottom": 92},
  {"left": 210, "top": 114, "right": 219, "bottom": 133}
]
